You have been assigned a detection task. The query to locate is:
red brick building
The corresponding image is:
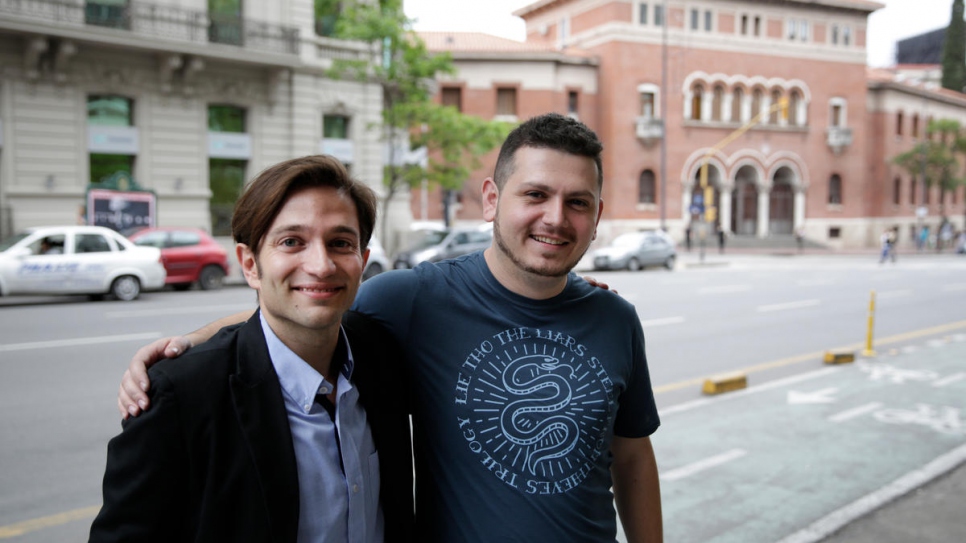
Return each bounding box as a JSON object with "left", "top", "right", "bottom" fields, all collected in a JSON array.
[{"left": 417, "top": 0, "right": 965, "bottom": 249}]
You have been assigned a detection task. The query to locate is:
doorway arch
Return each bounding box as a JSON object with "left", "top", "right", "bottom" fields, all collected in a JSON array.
[
  {"left": 731, "top": 165, "right": 759, "bottom": 235},
  {"left": 769, "top": 167, "right": 795, "bottom": 234}
]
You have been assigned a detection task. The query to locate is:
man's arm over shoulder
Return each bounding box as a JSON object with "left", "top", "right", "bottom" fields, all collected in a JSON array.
[
  {"left": 91, "top": 370, "right": 188, "bottom": 542},
  {"left": 352, "top": 269, "right": 420, "bottom": 341}
]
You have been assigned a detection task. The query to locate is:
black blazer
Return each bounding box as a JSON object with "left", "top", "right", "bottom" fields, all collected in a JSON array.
[{"left": 89, "top": 310, "right": 414, "bottom": 543}]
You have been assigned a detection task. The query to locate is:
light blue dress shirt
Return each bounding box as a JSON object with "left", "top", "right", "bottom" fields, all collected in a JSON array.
[{"left": 260, "top": 314, "right": 383, "bottom": 543}]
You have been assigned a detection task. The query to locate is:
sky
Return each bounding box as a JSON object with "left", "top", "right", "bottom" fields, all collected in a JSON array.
[{"left": 403, "top": 0, "right": 957, "bottom": 67}]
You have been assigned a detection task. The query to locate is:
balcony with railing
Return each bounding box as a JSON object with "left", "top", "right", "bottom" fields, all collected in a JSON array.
[
  {"left": 826, "top": 126, "right": 853, "bottom": 154},
  {"left": 636, "top": 116, "right": 664, "bottom": 145},
  {"left": 0, "top": 0, "right": 300, "bottom": 56}
]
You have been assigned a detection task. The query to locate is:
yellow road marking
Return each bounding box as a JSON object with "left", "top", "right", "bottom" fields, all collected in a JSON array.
[
  {"left": 0, "top": 505, "right": 100, "bottom": 538},
  {"left": 654, "top": 320, "right": 966, "bottom": 395}
]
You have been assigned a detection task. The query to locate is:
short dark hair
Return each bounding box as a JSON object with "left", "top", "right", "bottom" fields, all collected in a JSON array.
[
  {"left": 231, "top": 155, "right": 377, "bottom": 255},
  {"left": 493, "top": 113, "right": 604, "bottom": 190}
]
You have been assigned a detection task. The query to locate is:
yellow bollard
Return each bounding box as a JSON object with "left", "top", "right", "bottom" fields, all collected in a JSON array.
[{"left": 862, "top": 290, "right": 876, "bottom": 357}]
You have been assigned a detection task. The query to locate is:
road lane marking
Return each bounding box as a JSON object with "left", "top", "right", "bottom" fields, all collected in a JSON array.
[
  {"left": 659, "top": 368, "right": 841, "bottom": 416},
  {"left": 0, "top": 505, "right": 99, "bottom": 538},
  {"left": 787, "top": 387, "right": 838, "bottom": 404},
  {"left": 796, "top": 279, "right": 834, "bottom": 286},
  {"left": 877, "top": 289, "right": 912, "bottom": 299},
  {"left": 757, "top": 299, "right": 820, "bottom": 312},
  {"left": 774, "top": 442, "right": 966, "bottom": 543},
  {"left": 660, "top": 449, "right": 748, "bottom": 482},
  {"left": 698, "top": 284, "right": 752, "bottom": 294},
  {"left": 106, "top": 303, "right": 254, "bottom": 318},
  {"left": 640, "top": 316, "right": 685, "bottom": 328},
  {"left": 933, "top": 372, "right": 966, "bottom": 388},
  {"left": 653, "top": 319, "right": 966, "bottom": 396},
  {"left": 828, "top": 402, "right": 884, "bottom": 423},
  {"left": 0, "top": 332, "right": 162, "bottom": 352}
]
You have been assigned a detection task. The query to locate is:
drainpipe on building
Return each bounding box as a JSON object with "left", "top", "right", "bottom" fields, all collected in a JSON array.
[{"left": 659, "top": 0, "right": 668, "bottom": 233}]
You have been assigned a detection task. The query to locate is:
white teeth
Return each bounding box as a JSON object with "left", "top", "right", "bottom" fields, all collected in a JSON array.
[{"left": 533, "top": 236, "right": 564, "bottom": 245}]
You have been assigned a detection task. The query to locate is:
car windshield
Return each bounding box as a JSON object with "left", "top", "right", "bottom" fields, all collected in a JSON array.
[
  {"left": 0, "top": 233, "right": 30, "bottom": 252},
  {"left": 612, "top": 233, "right": 645, "bottom": 247}
]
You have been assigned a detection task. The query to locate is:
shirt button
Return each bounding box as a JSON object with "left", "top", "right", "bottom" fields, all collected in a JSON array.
[{"left": 352, "top": 485, "right": 359, "bottom": 493}]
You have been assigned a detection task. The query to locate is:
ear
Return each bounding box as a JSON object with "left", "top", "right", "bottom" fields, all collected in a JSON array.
[
  {"left": 594, "top": 198, "right": 605, "bottom": 233},
  {"left": 361, "top": 248, "right": 370, "bottom": 282},
  {"left": 237, "top": 243, "right": 260, "bottom": 290},
  {"left": 482, "top": 177, "right": 499, "bottom": 222}
]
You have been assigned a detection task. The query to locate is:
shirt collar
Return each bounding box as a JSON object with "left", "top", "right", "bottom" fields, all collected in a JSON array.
[{"left": 259, "top": 312, "right": 355, "bottom": 411}]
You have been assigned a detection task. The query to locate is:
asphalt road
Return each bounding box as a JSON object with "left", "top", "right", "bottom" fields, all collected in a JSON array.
[{"left": 0, "top": 252, "right": 963, "bottom": 542}]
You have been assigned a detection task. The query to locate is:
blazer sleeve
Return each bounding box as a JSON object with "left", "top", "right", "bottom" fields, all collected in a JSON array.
[{"left": 89, "top": 370, "right": 189, "bottom": 543}]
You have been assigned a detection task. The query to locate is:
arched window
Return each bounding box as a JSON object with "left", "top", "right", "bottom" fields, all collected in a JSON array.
[
  {"left": 711, "top": 85, "right": 724, "bottom": 121},
  {"left": 828, "top": 174, "right": 842, "bottom": 205},
  {"left": 769, "top": 89, "right": 782, "bottom": 124},
  {"left": 731, "top": 87, "right": 744, "bottom": 123},
  {"left": 893, "top": 177, "right": 901, "bottom": 205},
  {"left": 896, "top": 111, "right": 904, "bottom": 137},
  {"left": 788, "top": 89, "right": 802, "bottom": 126},
  {"left": 639, "top": 170, "right": 656, "bottom": 204},
  {"left": 691, "top": 84, "right": 704, "bottom": 121},
  {"left": 751, "top": 88, "right": 763, "bottom": 120},
  {"left": 911, "top": 114, "right": 920, "bottom": 139}
]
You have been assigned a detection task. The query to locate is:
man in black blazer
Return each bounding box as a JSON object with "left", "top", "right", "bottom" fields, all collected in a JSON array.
[{"left": 90, "top": 156, "right": 414, "bottom": 543}]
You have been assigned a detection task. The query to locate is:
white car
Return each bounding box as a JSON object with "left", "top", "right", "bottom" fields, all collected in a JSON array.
[
  {"left": 0, "top": 225, "right": 166, "bottom": 301},
  {"left": 363, "top": 236, "right": 390, "bottom": 281}
]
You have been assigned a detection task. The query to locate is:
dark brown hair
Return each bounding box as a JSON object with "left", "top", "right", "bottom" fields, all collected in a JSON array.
[
  {"left": 231, "top": 155, "right": 377, "bottom": 255},
  {"left": 493, "top": 113, "right": 604, "bottom": 190}
]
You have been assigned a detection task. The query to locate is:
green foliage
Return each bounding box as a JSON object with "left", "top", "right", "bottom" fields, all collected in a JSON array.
[
  {"left": 941, "top": 0, "right": 966, "bottom": 93},
  {"left": 323, "top": 0, "right": 511, "bottom": 236},
  {"left": 893, "top": 119, "right": 966, "bottom": 215}
]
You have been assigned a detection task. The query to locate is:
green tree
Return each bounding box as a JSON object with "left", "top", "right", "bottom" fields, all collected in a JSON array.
[
  {"left": 893, "top": 119, "right": 965, "bottom": 220},
  {"left": 941, "top": 0, "right": 966, "bottom": 93},
  {"left": 326, "top": 0, "right": 512, "bottom": 246}
]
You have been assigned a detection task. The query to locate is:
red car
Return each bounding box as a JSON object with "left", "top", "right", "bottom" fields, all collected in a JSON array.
[{"left": 128, "top": 227, "right": 230, "bottom": 290}]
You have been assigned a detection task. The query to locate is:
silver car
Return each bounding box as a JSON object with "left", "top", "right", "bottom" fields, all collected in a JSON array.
[
  {"left": 393, "top": 226, "right": 493, "bottom": 269},
  {"left": 591, "top": 231, "right": 676, "bottom": 271},
  {"left": 0, "top": 225, "right": 166, "bottom": 301}
]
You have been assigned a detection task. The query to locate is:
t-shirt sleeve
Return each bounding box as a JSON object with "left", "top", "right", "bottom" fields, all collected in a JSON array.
[
  {"left": 352, "top": 269, "right": 420, "bottom": 342},
  {"left": 613, "top": 315, "right": 661, "bottom": 438}
]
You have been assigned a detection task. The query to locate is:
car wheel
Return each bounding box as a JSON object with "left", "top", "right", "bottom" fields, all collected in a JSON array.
[
  {"left": 664, "top": 255, "right": 676, "bottom": 270},
  {"left": 626, "top": 257, "right": 642, "bottom": 271},
  {"left": 363, "top": 262, "right": 384, "bottom": 281},
  {"left": 111, "top": 275, "right": 141, "bottom": 301},
  {"left": 198, "top": 265, "right": 225, "bottom": 291}
]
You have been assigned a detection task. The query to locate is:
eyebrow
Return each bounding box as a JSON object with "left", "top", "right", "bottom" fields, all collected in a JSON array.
[
  {"left": 519, "top": 181, "right": 597, "bottom": 200},
  {"left": 268, "top": 224, "right": 361, "bottom": 239}
]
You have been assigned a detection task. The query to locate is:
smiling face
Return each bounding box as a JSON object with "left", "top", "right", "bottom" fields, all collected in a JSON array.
[
  {"left": 239, "top": 185, "right": 369, "bottom": 347},
  {"left": 482, "top": 146, "right": 603, "bottom": 297}
]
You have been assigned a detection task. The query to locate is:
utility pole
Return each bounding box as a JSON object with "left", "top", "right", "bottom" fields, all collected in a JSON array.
[{"left": 659, "top": 0, "right": 668, "bottom": 232}]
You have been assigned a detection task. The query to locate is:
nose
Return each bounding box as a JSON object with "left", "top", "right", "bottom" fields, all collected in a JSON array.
[
  {"left": 542, "top": 197, "right": 568, "bottom": 226},
  {"left": 302, "top": 243, "right": 337, "bottom": 276}
]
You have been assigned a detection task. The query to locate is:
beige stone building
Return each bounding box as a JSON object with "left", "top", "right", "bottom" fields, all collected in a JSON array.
[
  {"left": 418, "top": 0, "right": 966, "bottom": 249},
  {"left": 0, "top": 0, "right": 402, "bottom": 240}
]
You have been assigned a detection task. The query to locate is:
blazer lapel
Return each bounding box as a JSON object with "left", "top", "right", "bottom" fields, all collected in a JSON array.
[{"left": 229, "top": 314, "right": 300, "bottom": 543}]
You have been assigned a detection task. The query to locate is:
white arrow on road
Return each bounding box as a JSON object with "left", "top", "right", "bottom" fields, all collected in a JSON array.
[{"left": 787, "top": 387, "right": 839, "bottom": 404}]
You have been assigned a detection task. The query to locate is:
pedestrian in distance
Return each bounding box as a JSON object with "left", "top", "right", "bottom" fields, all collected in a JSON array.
[
  {"left": 90, "top": 156, "right": 415, "bottom": 543},
  {"left": 117, "top": 113, "right": 664, "bottom": 543},
  {"left": 795, "top": 225, "right": 805, "bottom": 253},
  {"left": 878, "top": 227, "right": 897, "bottom": 264},
  {"left": 716, "top": 224, "right": 726, "bottom": 254}
]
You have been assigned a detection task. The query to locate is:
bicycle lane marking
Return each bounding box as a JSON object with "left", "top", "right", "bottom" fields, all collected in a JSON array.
[{"left": 651, "top": 338, "right": 966, "bottom": 543}]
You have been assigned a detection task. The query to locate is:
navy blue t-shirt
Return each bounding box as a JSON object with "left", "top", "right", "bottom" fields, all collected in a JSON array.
[{"left": 353, "top": 251, "right": 659, "bottom": 542}]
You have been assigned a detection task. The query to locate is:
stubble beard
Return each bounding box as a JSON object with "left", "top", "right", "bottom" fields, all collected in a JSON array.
[{"left": 492, "top": 216, "right": 588, "bottom": 279}]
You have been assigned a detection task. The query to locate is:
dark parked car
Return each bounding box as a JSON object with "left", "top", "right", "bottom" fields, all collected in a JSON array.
[
  {"left": 393, "top": 226, "right": 493, "bottom": 269},
  {"left": 128, "top": 227, "right": 230, "bottom": 290},
  {"left": 591, "top": 231, "right": 676, "bottom": 271}
]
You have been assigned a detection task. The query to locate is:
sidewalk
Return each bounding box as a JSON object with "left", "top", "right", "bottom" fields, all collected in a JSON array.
[
  {"left": 820, "top": 460, "right": 966, "bottom": 542},
  {"left": 789, "top": 338, "right": 966, "bottom": 543}
]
